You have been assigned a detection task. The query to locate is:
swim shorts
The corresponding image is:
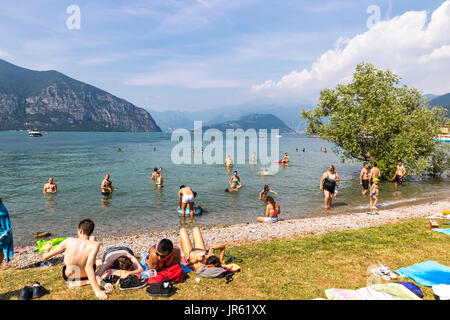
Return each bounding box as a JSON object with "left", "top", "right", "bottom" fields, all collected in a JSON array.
[
  {"left": 62, "top": 264, "right": 97, "bottom": 282},
  {"left": 182, "top": 194, "right": 195, "bottom": 203},
  {"left": 263, "top": 217, "right": 278, "bottom": 223},
  {"left": 394, "top": 175, "right": 403, "bottom": 184},
  {"left": 362, "top": 179, "right": 369, "bottom": 190},
  {"left": 101, "top": 191, "right": 110, "bottom": 196}
]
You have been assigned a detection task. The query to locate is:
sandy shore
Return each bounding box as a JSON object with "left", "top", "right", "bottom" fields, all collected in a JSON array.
[{"left": 2, "top": 199, "right": 449, "bottom": 270}]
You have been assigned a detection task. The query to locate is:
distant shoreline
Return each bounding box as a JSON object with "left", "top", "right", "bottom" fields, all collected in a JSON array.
[{"left": 3, "top": 197, "right": 448, "bottom": 270}]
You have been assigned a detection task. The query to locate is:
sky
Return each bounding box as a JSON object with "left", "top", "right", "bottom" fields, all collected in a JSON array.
[{"left": 0, "top": 0, "right": 449, "bottom": 112}]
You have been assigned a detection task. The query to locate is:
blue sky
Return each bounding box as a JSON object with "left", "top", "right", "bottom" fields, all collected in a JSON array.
[{"left": 0, "top": 0, "right": 448, "bottom": 111}]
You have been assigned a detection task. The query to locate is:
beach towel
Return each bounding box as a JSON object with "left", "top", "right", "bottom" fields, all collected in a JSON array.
[
  {"left": 146, "top": 264, "right": 184, "bottom": 284},
  {"left": 433, "top": 228, "right": 450, "bottom": 235},
  {"left": 36, "top": 237, "right": 67, "bottom": 253},
  {"left": 325, "top": 283, "right": 422, "bottom": 300},
  {"left": 395, "top": 282, "right": 423, "bottom": 298},
  {"left": 395, "top": 261, "right": 450, "bottom": 287},
  {"left": 0, "top": 201, "right": 14, "bottom": 263}
]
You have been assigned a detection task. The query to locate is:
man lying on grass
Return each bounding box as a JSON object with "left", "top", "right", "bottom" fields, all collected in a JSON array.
[{"left": 41, "top": 219, "right": 112, "bottom": 300}]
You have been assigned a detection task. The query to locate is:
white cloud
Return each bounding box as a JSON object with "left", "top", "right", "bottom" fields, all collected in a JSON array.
[{"left": 252, "top": 1, "right": 450, "bottom": 98}]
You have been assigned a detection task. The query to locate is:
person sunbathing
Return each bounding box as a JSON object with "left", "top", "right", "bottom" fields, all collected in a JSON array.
[
  {"left": 146, "top": 239, "right": 181, "bottom": 272},
  {"left": 95, "top": 246, "right": 143, "bottom": 289},
  {"left": 41, "top": 219, "right": 111, "bottom": 300},
  {"left": 179, "top": 227, "right": 225, "bottom": 271}
]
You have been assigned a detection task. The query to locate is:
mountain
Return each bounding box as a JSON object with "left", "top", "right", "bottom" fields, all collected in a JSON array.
[
  {"left": 0, "top": 59, "right": 161, "bottom": 131},
  {"left": 430, "top": 93, "right": 450, "bottom": 116},
  {"left": 149, "top": 98, "right": 314, "bottom": 132},
  {"left": 201, "top": 113, "right": 295, "bottom": 134}
]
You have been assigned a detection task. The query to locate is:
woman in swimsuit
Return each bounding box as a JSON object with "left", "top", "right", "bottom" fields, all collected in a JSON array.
[
  {"left": 179, "top": 227, "right": 226, "bottom": 271},
  {"left": 259, "top": 185, "right": 278, "bottom": 199},
  {"left": 319, "top": 165, "right": 340, "bottom": 210},
  {"left": 257, "top": 196, "right": 280, "bottom": 223},
  {"left": 226, "top": 171, "right": 241, "bottom": 192}
]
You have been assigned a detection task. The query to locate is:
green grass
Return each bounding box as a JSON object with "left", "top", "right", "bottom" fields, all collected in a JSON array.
[{"left": 1, "top": 218, "right": 448, "bottom": 300}]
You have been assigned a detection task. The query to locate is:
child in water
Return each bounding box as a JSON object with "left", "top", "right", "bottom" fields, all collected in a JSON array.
[{"left": 370, "top": 178, "right": 380, "bottom": 209}]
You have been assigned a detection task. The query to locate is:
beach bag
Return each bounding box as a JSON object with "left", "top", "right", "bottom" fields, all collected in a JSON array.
[
  {"left": 146, "top": 281, "right": 174, "bottom": 297},
  {"left": 146, "top": 263, "right": 184, "bottom": 284}
]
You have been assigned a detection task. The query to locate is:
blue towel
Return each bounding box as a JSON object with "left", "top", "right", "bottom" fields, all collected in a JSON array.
[
  {"left": 395, "top": 261, "right": 450, "bottom": 287},
  {"left": 0, "top": 201, "right": 14, "bottom": 263},
  {"left": 433, "top": 228, "right": 450, "bottom": 235},
  {"left": 140, "top": 253, "right": 149, "bottom": 271}
]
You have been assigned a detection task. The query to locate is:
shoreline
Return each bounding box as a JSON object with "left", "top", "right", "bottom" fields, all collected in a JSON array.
[{"left": 3, "top": 198, "right": 448, "bottom": 270}]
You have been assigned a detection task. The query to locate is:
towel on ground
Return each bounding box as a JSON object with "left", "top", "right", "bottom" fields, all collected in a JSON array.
[
  {"left": 432, "top": 284, "right": 450, "bottom": 300},
  {"left": 325, "top": 283, "right": 421, "bottom": 300},
  {"left": 433, "top": 228, "right": 450, "bottom": 235},
  {"left": 395, "top": 261, "right": 450, "bottom": 287},
  {"left": 0, "top": 201, "right": 13, "bottom": 262}
]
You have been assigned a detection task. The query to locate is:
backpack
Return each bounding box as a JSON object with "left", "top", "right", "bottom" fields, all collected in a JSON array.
[{"left": 146, "top": 264, "right": 184, "bottom": 284}]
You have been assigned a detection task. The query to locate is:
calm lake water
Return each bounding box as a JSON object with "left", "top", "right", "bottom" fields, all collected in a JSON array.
[{"left": 0, "top": 131, "right": 448, "bottom": 246}]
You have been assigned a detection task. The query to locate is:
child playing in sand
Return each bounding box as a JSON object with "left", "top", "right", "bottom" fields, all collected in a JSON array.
[{"left": 370, "top": 178, "right": 380, "bottom": 209}]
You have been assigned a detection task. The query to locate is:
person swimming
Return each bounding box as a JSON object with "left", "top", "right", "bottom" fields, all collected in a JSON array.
[
  {"left": 259, "top": 185, "right": 278, "bottom": 199},
  {"left": 226, "top": 171, "right": 241, "bottom": 192}
]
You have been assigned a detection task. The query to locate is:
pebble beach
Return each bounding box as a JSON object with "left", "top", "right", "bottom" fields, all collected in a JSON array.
[{"left": 3, "top": 198, "right": 448, "bottom": 270}]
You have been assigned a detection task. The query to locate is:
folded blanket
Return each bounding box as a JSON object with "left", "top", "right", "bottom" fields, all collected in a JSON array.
[
  {"left": 325, "top": 283, "right": 421, "bottom": 300},
  {"left": 395, "top": 261, "right": 450, "bottom": 287}
]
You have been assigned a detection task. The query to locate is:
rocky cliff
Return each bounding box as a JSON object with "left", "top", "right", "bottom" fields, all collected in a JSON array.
[{"left": 0, "top": 59, "right": 161, "bottom": 131}]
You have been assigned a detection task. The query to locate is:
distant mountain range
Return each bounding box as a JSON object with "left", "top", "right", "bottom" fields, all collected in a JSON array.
[
  {"left": 0, "top": 59, "right": 161, "bottom": 131},
  {"left": 201, "top": 113, "right": 295, "bottom": 134},
  {"left": 429, "top": 93, "right": 450, "bottom": 116},
  {"left": 149, "top": 98, "right": 314, "bottom": 132}
]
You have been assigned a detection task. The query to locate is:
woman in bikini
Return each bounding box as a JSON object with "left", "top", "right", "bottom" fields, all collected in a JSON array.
[
  {"left": 226, "top": 171, "right": 242, "bottom": 192},
  {"left": 319, "top": 165, "right": 340, "bottom": 210},
  {"left": 257, "top": 196, "right": 280, "bottom": 223},
  {"left": 179, "top": 227, "right": 226, "bottom": 271}
]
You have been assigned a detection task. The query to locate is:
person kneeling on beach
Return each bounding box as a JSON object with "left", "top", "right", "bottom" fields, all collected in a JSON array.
[
  {"left": 146, "top": 239, "right": 181, "bottom": 272},
  {"left": 41, "top": 219, "right": 111, "bottom": 300},
  {"left": 95, "top": 246, "right": 143, "bottom": 288},
  {"left": 179, "top": 227, "right": 226, "bottom": 271},
  {"left": 257, "top": 196, "right": 280, "bottom": 223}
]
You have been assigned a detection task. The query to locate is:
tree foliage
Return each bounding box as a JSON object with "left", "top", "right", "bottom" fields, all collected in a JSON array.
[{"left": 301, "top": 62, "right": 448, "bottom": 179}]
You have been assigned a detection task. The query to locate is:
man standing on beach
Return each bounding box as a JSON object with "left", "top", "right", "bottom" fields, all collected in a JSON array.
[
  {"left": 360, "top": 163, "right": 371, "bottom": 195},
  {"left": 0, "top": 197, "right": 14, "bottom": 265},
  {"left": 146, "top": 239, "right": 181, "bottom": 271},
  {"left": 392, "top": 160, "right": 407, "bottom": 188},
  {"left": 41, "top": 219, "right": 111, "bottom": 300},
  {"left": 43, "top": 177, "right": 57, "bottom": 194},
  {"left": 178, "top": 185, "right": 195, "bottom": 217}
]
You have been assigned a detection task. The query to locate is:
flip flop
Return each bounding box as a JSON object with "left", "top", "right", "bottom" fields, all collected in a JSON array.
[{"left": 224, "top": 254, "right": 243, "bottom": 264}]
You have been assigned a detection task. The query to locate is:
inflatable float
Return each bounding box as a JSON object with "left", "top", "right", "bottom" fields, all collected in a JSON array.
[{"left": 177, "top": 205, "right": 202, "bottom": 216}]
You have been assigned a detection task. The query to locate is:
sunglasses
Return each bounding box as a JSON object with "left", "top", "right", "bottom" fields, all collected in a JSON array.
[{"left": 155, "top": 251, "right": 171, "bottom": 259}]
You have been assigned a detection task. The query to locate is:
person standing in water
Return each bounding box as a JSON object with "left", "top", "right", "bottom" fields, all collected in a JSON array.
[
  {"left": 251, "top": 152, "right": 256, "bottom": 164},
  {"left": 151, "top": 168, "right": 159, "bottom": 180},
  {"left": 370, "top": 178, "right": 380, "bottom": 209},
  {"left": 101, "top": 174, "right": 114, "bottom": 197},
  {"left": 360, "top": 163, "right": 371, "bottom": 195},
  {"left": 392, "top": 160, "right": 406, "bottom": 188},
  {"left": 259, "top": 185, "right": 278, "bottom": 199},
  {"left": 320, "top": 165, "right": 340, "bottom": 210},
  {"left": 178, "top": 185, "right": 195, "bottom": 217},
  {"left": 369, "top": 161, "right": 381, "bottom": 185},
  {"left": 225, "top": 155, "right": 233, "bottom": 168},
  {"left": 282, "top": 153, "right": 290, "bottom": 163},
  {"left": 43, "top": 177, "right": 57, "bottom": 194}
]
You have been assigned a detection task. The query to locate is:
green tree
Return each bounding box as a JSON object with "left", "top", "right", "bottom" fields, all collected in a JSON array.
[{"left": 301, "top": 62, "right": 448, "bottom": 179}]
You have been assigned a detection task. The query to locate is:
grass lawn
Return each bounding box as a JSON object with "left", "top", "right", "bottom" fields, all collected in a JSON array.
[{"left": 1, "top": 218, "right": 448, "bottom": 300}]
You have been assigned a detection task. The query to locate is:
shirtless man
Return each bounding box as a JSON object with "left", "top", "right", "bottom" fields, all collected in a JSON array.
[
  {"left": 282, "top": 153, "right": 290, "bottom": 163},
  {"left": 360, "top": 163, "right": 371, "bottom": 195},
  {"left": 43, "top": 177, "right": 57, "bottom": 194},
  {"left": 41, "top": 219, "right": 111, "bottom": 300},
  {"left": 151, "top": 168, "right": 159, "bottom": 180},
  {"left": 146, "top": 239, "right": 181, "bottom": 272},
  {"left": 369, "top": 162, "right": 381, "bottom": 185},
  {"left": 156, "top": 173, "right": 164, "bottom": 187},
  {"left": 392, "top": 160, "right": 407, "bottom": 188},
  {"left": 178, "top": 185, "right": 195, "bottom": 217},
  {"left": 101, "top": 174, "right": 114, "bottom": 196}
]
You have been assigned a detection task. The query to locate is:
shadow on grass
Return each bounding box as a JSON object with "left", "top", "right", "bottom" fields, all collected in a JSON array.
[
  {"left": 0, "top": 289, "right": 20, "bottom": 300},
  {"left": 19, "top": 257, "right": 63, "bottom": 270}
]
